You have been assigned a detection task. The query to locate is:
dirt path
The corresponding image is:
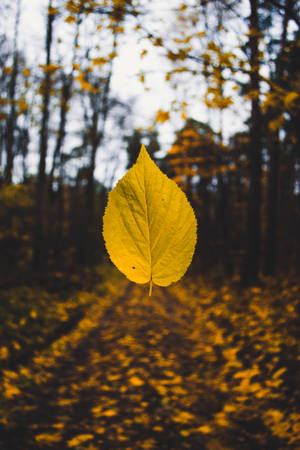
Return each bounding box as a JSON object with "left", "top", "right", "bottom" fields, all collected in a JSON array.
[{"left": 0, "top": 282, "right": 298, "bottom": 449}]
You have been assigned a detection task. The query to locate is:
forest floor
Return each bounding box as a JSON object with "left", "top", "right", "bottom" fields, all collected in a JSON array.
[{"left": 0, "top": 268, "right": 299, "bottom": 450}]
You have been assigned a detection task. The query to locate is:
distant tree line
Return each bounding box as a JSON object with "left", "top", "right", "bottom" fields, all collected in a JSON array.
[{"left": 0, "top": 0, "right": 299, "bottom": 286}]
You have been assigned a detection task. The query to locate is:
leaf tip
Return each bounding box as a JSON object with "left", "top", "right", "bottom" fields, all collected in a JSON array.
[{"left": 139, "top": 143, "right": 151, "bottom": 161}]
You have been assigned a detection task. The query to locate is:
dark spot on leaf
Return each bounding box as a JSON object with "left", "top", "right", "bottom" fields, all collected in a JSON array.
[{"left": 132, "top": 266, "right": 135, "bottom": 269}]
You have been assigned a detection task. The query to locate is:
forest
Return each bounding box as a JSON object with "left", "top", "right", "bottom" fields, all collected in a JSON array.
[{"left": 0, "top": 0, "right": 299, "bottom": 449}]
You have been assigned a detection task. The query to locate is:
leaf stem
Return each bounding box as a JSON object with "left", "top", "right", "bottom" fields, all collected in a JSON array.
[{"left": 149, "top": 279, "right": 153, "bottom": 296}]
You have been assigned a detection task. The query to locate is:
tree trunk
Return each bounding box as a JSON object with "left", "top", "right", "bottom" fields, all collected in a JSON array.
[
  {"left": 263, "top": 0, "right": 290, "bottom": 276},
  {"left": 86, "top": 109, "right": 99, "bottom": 227},
  {"left": 296, "top": 115, "right": 300, "bottom": 273},
  {"left": 242, "top": 0, "right": 263, "bottom": 285},
  {"left": 4, "top": 0, "right": 21, "bottom": 184},
  {"left": 85, "top": 59, "right": 113, "bottom": 264},
  {"left": 264, "top": 133, "right": 280, "bottom": 275},
  {"left": 33, "top": 0, "right": 54, "bottom": 272},
  {"left": 217, "top": 172, "right": 233, "bottom": 276},
  {"left": 197, "top": 176, "right": 211, "bottom": 271},
  {"left": 48, "top": 76, "right": 72, "bottom": 264},
  {"left": 49, "top": 75, "right": 71, "bottom": 194}
]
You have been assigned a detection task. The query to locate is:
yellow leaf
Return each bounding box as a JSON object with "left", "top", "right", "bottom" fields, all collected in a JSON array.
[
  {"left": 92, "top": 57, "right": 108, "bottom": 66},
  {"left": 30, "top": 310, "right": 37, "bottom": 319},
  {"left": 272, "top": 367, "right": 286, "bottom": 379},
  {"left": 67, "top": 434, "right": 94, "bottom": 447},
  {"left": 66, "top": 2, "right": 80, "bottom": 13},
  {"left": 75, "top": 74, "right": 97, "bottom": 92},
  {"left": 52, "top": 423, "right": 65, "bottom": 429},
  {"left": 284, "top": 91, "right": 298, "bottom": 108},
  {"left": 173, "top": 411, "right": 195, "bottom": 423},
  {"left": 3, "top": 66, "right": 12, "bottom": 75},
  {"left": 35, "top": 433, "right": 62, "bottom": 443},
  {"left": 103, "top": 409, "right": 117, "bottom": 417},
  {"left": 18, "top": 97, "right": 29, "bottom": 114},
  {"left": 180, "top": 429, "right": 191, "bottom": 436},
  {"left": 65, "top": 14, "right": 76, "bottom": 23},
  {"left": 0, "top": 346, "right": 9, "bottom": 359},
  {"left": 196, "top": 425, "right": 213, "bottom": 433},
  {"left": 109, "top": 51, "right": 118, "bottom": 59},
  {"left": 155, "top": 109, "right": 170, "bottom": 123},
  {"left": 129, "top": 376, "right": 144, "bottom": 386},
  {"left": 39, "top": 63, "right": 62, "bottom": 73},
  {"left": 102, "top": 145, "right": 197, "bottom": 293},
  {"left": 48, "top": 6, "right": 59, "bottom": 15}
]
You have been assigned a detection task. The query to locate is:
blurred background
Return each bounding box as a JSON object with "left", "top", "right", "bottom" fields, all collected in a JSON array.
[{"left": 0, "top": 0, "right": 300, "bottom": 288}]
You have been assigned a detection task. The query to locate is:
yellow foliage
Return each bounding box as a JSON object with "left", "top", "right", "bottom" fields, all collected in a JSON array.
[
  {"left": 154, "top": 383, "right": 168, "bottom": 396},
  {"left": 52, "top": 423, "right": 65, "bottom": 429},
  {"left": 35, "top": 433, "right": 62, "bottom": 443},
  {"left": 3, "top": 66, "right": 12, "bottom": 75},
  {"left": 58, "top": 398, "right": 77, "bottom": 406},
  {"left": 194, "top": 425, "right": 213, "bottom": 434},
  {"left": 0, "top": 268, "right": 298, "bottom": 447},
  {"left": 180, "top": 429, "right": 191, "bottom": 436},
  {"left": 67, "top": 434, "right": 94, "bottom": 447},
  {"left": 66, "top": 2, "right": 81, "bottom": 13},
  {"left": 103, "top": 409, "right": 118, "bottom": 417},
  {"left": 39, "top": 63, "right": 62, "bottom": 74},
  {"left": 48, "top": 6, "right": 59, "bottom": 15},
  {"left": 75, "top": 73, "right": 97, "bottom": 92},
  {"left": 245, "top": 89, "right": 260, "bottom": 100},
  {"left": 261, "top": 92, "right": 280, "bottom": 112},
  {"left": 22, "top": 68, "right": 30, "bottom": 77},
  {"left": 65, "top": 14, "right": 76, "bottom": 23},
  {"left": 0, "top": 347, "right": 9, "bottom": 360},
  {"left": 17, "top": 97, "right": 29, "bottom": 114},
  {"left": 0, "top": 184, "right": 33, "bottom": 208},
  {"left": 207, "top": 42, "right": 219, "bottom": 52},
  {"left": 284, "top": 91, "right": 299, "bottom": 108},
  {"left": 109, "top": 51, "right": 118, "bottom": 59},
  {"left": 30, "top": 310, "right": 37, "bottom": 319},
  {"left": 173, "top": 411, "right": 195, "bottom": 423},
  {"left": 129, "top": 376, "right": 144, "bottom": 386},
  {"left": 204, "top": 90, "right": 233, "bottom": 110},
  {"left": 214, "top": 411, "right": 230, "bottom": 427},
  {"left": 181, "top": 111, "right": 187, "bottom": 120},
  {"left": 272, "top": 367, "right": 286, "bottom": 379},
  {"left": 155, "top": 109, "right": 170, "bottom": 123},
  {"left": 92, "top": 57, "right": 108, "bottom": 66},
  {"left": 3, "top": 379, "right": 21, "bottom": 399},
  {"left": 268, "top": 114, "right": 284, "bottom": 132}
]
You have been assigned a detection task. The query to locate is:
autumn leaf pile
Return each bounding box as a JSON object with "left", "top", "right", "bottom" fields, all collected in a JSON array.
[{"left": 0, "top": 275, "right": 299, "bottom": 449}]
